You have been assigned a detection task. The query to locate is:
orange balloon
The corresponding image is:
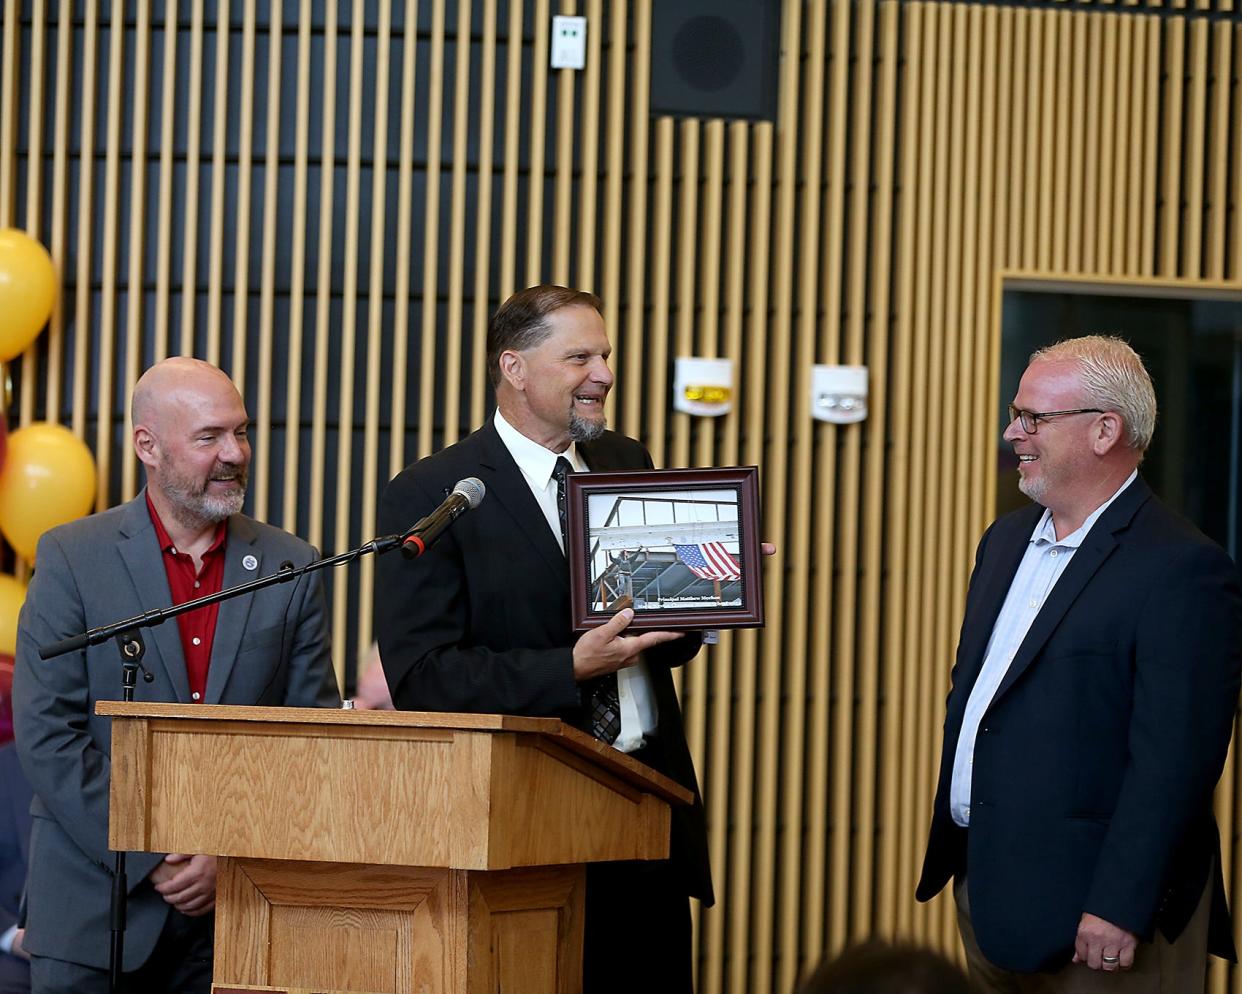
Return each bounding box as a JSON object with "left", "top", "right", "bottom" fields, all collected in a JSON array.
[
  {"left": 0, "top": 229, "right": 56, "bottom": 361},
  {"left": 0, "top": 423, "right": 96, "bottom": 562}
]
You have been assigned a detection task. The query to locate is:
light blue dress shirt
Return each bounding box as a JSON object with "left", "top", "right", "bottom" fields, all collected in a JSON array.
[{"left": 949, "top": 471, "right": 1137, "bottom": 826}]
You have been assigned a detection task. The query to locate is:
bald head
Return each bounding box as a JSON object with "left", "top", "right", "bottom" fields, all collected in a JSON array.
[
  {"left": 132, "top": 358, "right": 251, "bottom": 529},
  {"left": 132, "top": 357, "right": 242, "bottom": 433}
]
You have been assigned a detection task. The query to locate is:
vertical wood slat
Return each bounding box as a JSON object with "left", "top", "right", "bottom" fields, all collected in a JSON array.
[
  {"left": 355, "top": 0, "right": 395, "bottom": 672},
  {"left": 0, "top": 0, "right": 17, "bottom": 225},
  {"left": 525, "top": 0, "right": 551, "bottom": 288},
  {"left": 470, "top": 1, "right": 500, "bottom": 434},
  {"left": 796, "top": 0, "right": 835, "bottom": 965},
  {"left": 1126, "top": 15, "right": 1148, "bottom": 275},
  {"left": 330, "top": 0, "right": 369, "bottom": 688},
  {"left": 621, "top": 0, "right": 652, "bottom": 441},
  {"left": 443, "top": 0, "right": 473, "bottom": 448},
  {"left": 645, "top": 117, "right": 674, "bottom": 471},
  {"left": 1098, "top": 12, "right": 1118, "bottom": 273},
  {"left": 1204, "top": 20, "right": 1230, "bottom": 279},
  {"left": 308, "top": 0, "right": 340, "bottom": 552},
  {"left": 1051, "top": 10, "right": 1071, "bottom": 272},
  {"left": 416, "top": 0, "right": 447, "bottom": 461},
  {"left": 45, "top": 0, "right": 72, "bottom": 421},
  {"left": 1161, "top": 15, "right": 1186, "bottom": 276},
  {"left": 94, "top": 1, "right": 126, "bottom": 511},
  {"left": 701, "top": 118, "right": 750, "bottom": 994},
  {"left": 750, "top": 0, "right": 806, "bottom": 984},
  {"left": 230, "top": 3, "right": 258, "bottom": 395},
  {"left": 153, "top": 0, "right": 178, "bottom": 365},
  {"left": 498, "top": 0, "right": 524, "bottom": 304},
  {"left": 576, "top": 0, "right": 604, "bottom": 299},
  {"left": 179, "top": 0, "right": 206, "bottom": 357},
  {"left": 19, "top": 1, "right": 45, "bottom": 431},
  {"left": 897, "top": 0, "right": 937, "bottom": 938},
  {"left": 205, "top": 0, "right": 230, "bottom": 367},
  {"left": 283, "top": 0, "right": 315, "bottom": 529},
  {"left": 669, "top": 117, "right": 699, "bottom": 472},
  {"left": 120, "top": 2, "right": 151, "bottom": 500},
  {"left": 852, "top": 0, "right": 901, "bottom": 945},
  {"left": 388, "top": 1, "right": 421, "bottom": 479},
  {"left": 552, "top": 0, "right": 577, "bottom": 287},
  {"left": 598, "top": 0, "right": 626, "bottom": 425},
  {"left": 836, "top": 0, "right": 877, "bottom": 947},
  {"left": 1112, "top": 15, "right": 1133, "bottom": 272},
  {"left": 686, "top": 117, "right": 724, "bottom": 988},
  {"left": 1184, "top": 17, "right": 1208, "bottom": 276},
  {"left": 254, "top": 0, "right": 285, "bottom": 522},
  {"left": 1067, "top": 11, "right": 1087, "bottom": 272},
  {"left": 71, "top": 3, "right": 98, "bottom": 441},
  {"left": 879, "top": 0, "right": 923, "bottom": 937}
]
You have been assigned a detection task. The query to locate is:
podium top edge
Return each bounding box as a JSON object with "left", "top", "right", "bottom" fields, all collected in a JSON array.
[{"left": 95, "top": 701, "right": 693, "bottom": 805}]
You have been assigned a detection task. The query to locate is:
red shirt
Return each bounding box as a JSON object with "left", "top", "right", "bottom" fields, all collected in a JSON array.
[{"left": 146, "top": 495, "right": 227, "bottom": 703}]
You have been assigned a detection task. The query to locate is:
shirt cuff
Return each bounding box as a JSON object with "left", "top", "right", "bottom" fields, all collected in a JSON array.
[{"left": 0, "top": 924, "right": 15, "bottom": 955}]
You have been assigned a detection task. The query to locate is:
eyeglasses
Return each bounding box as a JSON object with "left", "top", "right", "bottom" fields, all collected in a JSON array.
[{"left": 1007, "top": 404, "right": 1104, "bottom": 434}]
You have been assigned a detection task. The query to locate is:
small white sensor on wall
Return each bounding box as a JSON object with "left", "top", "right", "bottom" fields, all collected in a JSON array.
[
  {"left": 811, "top": 365, "right": 868, "bottom": 423},
  {"left": 673, "top": 357, "right": 734, "bottom": 417}
]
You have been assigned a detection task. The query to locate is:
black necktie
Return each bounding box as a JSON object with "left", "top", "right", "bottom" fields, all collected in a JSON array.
[{"left": 552, "top": 456, "right": 621, "bottom": 745}]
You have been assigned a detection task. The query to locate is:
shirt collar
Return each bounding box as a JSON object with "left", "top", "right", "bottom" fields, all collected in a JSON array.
[
  {"left": 145, "top": 491, "right": 228, "bottom": 557},
  {"left": 1029, "top": 469, "right": 1138, "bottom": 549},
  {"left": 493, "top": 409, "right": 585, "bottom": 488}
]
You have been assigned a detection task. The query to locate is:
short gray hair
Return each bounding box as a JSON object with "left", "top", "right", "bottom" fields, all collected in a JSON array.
[{"left": 1030, "top": 335, "right": 1156, "bottom": 451}]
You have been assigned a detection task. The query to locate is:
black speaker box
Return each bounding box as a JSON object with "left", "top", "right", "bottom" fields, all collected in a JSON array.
[{"left": 649, "top": 1, "right": 782, "bottom": 122}]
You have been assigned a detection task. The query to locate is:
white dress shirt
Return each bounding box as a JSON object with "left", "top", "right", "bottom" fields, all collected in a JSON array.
[
  {"left": 949, "top": 470, "right": 1137, "bottom": 826},
  {"left": 493, "top": 410, "right": 658, "bottom": 752}
]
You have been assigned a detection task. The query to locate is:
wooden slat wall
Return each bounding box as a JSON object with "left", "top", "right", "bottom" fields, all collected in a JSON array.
[{"left": 2, "top": 2, "right": 1241, "bottom": 991}]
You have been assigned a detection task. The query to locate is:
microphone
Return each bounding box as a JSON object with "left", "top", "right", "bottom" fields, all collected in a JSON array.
[{"left": 401, "top": 477, "right": 486, "bottom": 559}]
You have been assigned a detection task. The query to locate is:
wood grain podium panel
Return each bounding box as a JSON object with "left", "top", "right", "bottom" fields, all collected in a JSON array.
[{"left": 104, "top": 705, "right": 678, "bottom": 993}]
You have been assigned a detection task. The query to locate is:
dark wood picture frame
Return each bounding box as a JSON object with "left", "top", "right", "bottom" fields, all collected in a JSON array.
[{"left": 565, "top": 466, "right": 764, "bottom": 632}]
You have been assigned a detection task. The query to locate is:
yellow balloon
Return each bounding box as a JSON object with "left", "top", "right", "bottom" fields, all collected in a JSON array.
[
  {"left": 0, "top": 423, "right": 96, "bottom": 562},
  {"left": 0, "top": 229, "right": 56, "bottom": 362},
  {"left": 0, "top": 574, "right": 26, "bottom": 657}
]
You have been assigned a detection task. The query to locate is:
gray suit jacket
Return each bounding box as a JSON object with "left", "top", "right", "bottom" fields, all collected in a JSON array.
[{"left": 12, "top": 493, "right": 339, "bottom": 971}]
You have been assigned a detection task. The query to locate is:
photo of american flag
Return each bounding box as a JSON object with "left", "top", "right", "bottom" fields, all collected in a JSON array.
[{"left": 674, "top": 542, "right": 741, "bottom": 581}]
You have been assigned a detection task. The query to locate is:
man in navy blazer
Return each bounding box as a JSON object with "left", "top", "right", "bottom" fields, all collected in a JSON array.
[
  {"left": 376, "top": 285, "right": 710, "bottom": 993},
  {"left": 0, "top": 743, "right": 31, "bottom": 994},
  {"left": 918, "top": 336, "right": 1242, "bottom": 991}
]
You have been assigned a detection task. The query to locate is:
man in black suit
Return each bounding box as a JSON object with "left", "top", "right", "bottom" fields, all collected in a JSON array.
[
  {"left": 0, "top": 743, "right": 31, "bottom": 994},
  {"left": 375, "top": 285, "right": 710, "bottom": 993},
  {"left": 918, "top": 336, "right": 1242, "bottom": 992}
]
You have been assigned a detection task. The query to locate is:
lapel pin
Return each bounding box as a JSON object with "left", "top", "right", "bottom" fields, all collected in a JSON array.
[{"left": 242, "top": 554, "right": 259, "bottom": 571}]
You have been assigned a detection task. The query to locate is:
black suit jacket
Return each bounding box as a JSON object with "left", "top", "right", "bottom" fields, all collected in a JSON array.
[
  {"left": 375, "top": 422, "right": 713, "bottom": 904},
  {"left": 917, "top": 477, "right": 1242, "bottom": 972}
]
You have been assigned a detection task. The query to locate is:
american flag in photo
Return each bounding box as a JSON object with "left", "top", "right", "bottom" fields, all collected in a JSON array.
[{"left": 674, "top": 542, "right": 741, "bottom": 581}]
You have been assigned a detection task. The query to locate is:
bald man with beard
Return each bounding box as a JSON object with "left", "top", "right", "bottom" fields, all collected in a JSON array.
[{"left": 13, "top": 358, "right": 339, "bottom": 994}]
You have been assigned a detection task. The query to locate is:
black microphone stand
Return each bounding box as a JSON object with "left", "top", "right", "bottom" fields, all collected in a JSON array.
[{"left": 38, "top": 527, "right": 417, "bottom": 994}]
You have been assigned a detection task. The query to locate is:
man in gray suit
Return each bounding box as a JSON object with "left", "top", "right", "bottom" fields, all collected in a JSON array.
[{"left": 12, "top": 358, "right": 339, "bottom": 994}]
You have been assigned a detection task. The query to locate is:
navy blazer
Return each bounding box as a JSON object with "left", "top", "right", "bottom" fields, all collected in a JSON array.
[
  {"left": 918, "top": 477, "right": 1242, "bottom": 972},
  {"left": 375, "top": 422, "right": 713, "bottom": 904}
]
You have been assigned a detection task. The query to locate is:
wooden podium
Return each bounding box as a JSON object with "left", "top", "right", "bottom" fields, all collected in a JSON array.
[{"left": 99, "top": 702, "right": 691, "bottom": 994}]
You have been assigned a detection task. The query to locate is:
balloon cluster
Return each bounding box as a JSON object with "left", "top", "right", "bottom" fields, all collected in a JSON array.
[{"left": 0, "top": 229, "right": 98, "bottom": 742}]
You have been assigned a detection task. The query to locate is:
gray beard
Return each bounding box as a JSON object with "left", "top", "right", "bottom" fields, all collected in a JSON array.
[
  {"left": 568, "top": 410, "right": 606, "bottom": 442},
  {"left": 1018, "top": 474, "right": 1047, "bottom": 504},
  {"left": 161, "top": 472, "right": 247, "bottom": 528}
]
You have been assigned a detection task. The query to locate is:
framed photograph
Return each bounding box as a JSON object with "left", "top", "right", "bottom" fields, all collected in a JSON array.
[{"left": 565, "top": 466, "right": 764, "bottom": 632}]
